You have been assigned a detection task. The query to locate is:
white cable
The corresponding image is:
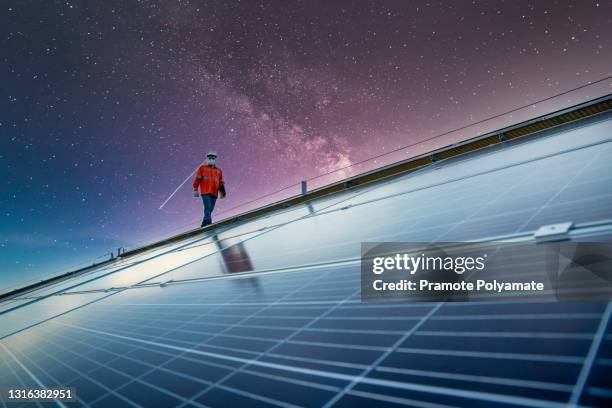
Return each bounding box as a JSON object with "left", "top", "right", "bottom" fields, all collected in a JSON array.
[{"left": 158, "top": 164, "right": 201, "bottom": 210}]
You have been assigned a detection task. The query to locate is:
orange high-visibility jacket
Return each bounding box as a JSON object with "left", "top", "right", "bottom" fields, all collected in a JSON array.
[{"left": 193, "top": 164, "right": 225, "bottom": 197}]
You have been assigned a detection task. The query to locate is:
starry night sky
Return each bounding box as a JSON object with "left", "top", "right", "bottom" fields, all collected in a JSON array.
[{"left": 1, "top": 0, "right": 611, "bottom": 291}]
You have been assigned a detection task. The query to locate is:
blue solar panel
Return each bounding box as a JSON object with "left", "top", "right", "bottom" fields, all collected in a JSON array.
[{"left": 1, "top": 110, "right": 611, "bottom": 407}]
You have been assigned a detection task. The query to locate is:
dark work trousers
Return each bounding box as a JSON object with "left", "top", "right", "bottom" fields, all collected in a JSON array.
[{"left": 201, "top": 194, "right": 217, "bottom": 227}]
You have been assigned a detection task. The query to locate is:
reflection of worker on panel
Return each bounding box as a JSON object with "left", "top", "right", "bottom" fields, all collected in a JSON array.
[
  {"left": 211, "top": 234, "right": 254, "bottom": 274},
  {"left": 211, "top": 233, "right": 259, "bottom": 289}
]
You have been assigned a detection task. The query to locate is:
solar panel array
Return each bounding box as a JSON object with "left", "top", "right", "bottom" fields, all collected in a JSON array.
[{"left": 1, "top": 112, "right": 611, "bottom": 407}]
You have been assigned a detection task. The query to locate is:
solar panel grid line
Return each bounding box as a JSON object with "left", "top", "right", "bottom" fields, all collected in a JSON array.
[
  {"left": 321, "top": 241, "right": 527, "bottom": 408},
  {"left": 373, "top": 366, "right": 574, "bottom": 393},
  {"left": 82, "top": 264, "right": 339, "bottom": 407},
  {"left": 320, "top": 303, "right": 444, "bottom": 408},
  {"left": 283, "top": 340, "right": 386, "bottom": 353},
  {"left": 262, "top": 351, "right": 370, "bottom": 372},
  {"left": 145, "top": 261, "right": 362, "bottom": 290},
  {"left": 81, "top": 286, "right": 262, "bottom": 396},
  {"left": 430, "top": 313, "right": 602, "bottom": 321},
  {"left": 44, "top": 327, "right": 240, "bottom": 383},
  {"left": 0, "top": 349, "right": 42, "bottom": 408},
  {"left": 174, "top": 286, "right": 363, "bottom": 408},
  {"left": 430, "top": 156, "right": 547, "bottom": 243},
  {"left": 211, "top": 383, "right": 303, "bottom": 408},
  {"left": 50, "top": 332, "right": 232, "bottom": 408},
  {"left": 234, "top": 366, "right": 344, "bottom": 394},
  {"left": 95, "top": 241, "right": 461, "bottom": 293},
  {"left": 567, "top": 302, "right": 612, "bottom": 407},
  {"left": 89, "top": 296, "right": 578, "bottom": 315},
  {"left": 596, "top": 358, "right": 612, "bottom": 367},
  {"left": 4, "top": 339, "right": 95, "bottom": 408},
  {"left": 68, "top": 315, "right": 391, "bottom": 349},
  {"left": 0, "top": 343, "right": 68, "bottom": 408},
  {"left": 104, "top": 300, "right": 361, "bottom": 307},
  {"left": 63, "top": 278, "right": 608, "bottom": 388},
  {"left": 29, "top": 342, "right": 107, "bottom": 389},
  {"left": 0, "top": 221, "right": 331, "bottom": 340},
  {"left": 70, "top": 334, "right": 232, "bottom": 392},
  {"left": 0, "top": 386, "right": 5, "bottom": 408},
  {"left": 85, "top": 304, "right": 258, "bottom": 354},
  {"left": 105, "top": 298, "right": 597, "bottom": 309},
  {"left": 44, "top": 334, "right": 184, "bottom": 406},
  {"left": 394, "top": 348, "right": 583, "bottom": 364},
  {"left": 8, "top": 234, "right": 207, "bottom": 300},
  {"left": 312, "top": 134, "right": 612, "bottom": 226},
  {"left": 70, "top": 313, "right": 420, "bottom": 338},
  {"left": 0, "top": 254, "right": 138, "bottom": 304},
  {"left": 400, "top": 316, "right": 604, "bottom": 396},
  {"left": 343, "top": 389, "right": 457, "bottom": 408},
  {"left": 236, "top": 325, "right": 407, "bottom": 336},
  {"left": 319, "top": 351, "right": 576, "bottom": 397},
  {"left": 41, "top": 322, "right": 310, "bottom": 404},
  {"left": 153, "top": 259, "right": 361, "bottom": 287},
  {"left": 51, "top": 320, "right": 574, "bottom": 408},
  {"left": 322, "top": 274, "right": 584, "bottom": 398},
  {"left": 588, "top": 387, "right": 612, "bottom": 399},
  {"left": 71, "top": 303, "right": 596, "bottom": 329},
  {"left": 515, "top": 146, "right": 605, "bottom": 233},
  {"left": 10, "top": 278, "right": 608, "bottom": 408},
  {"left": 19, "top": 329, "right": 212, "bottom": 408},
  {"left": 0, "top": 290, "right": 124, "bottom": 342},
  {"left": 0, "top": 231, "right": 216, "bottom": 317}
]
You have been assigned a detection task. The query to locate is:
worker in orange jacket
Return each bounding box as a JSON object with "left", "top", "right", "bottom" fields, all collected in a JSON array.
[{"left": 193, "top": 150, "right": 226, "bottom": 227}]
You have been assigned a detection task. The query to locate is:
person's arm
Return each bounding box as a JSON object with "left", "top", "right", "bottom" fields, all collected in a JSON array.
[
  {"left": 193, "top": 166, "right": 202, "bottom": 196},
  {"left": 219, "top": 169, "right": 226, "bottom": 197}
]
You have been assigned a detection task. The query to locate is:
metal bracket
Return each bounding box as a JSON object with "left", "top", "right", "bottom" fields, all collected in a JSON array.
[
  {"left": 160, "top": 279, "right": 173, "bottom": 287},
  {"left": 534, "top": 222, "right": 573, "bottom": 242}
]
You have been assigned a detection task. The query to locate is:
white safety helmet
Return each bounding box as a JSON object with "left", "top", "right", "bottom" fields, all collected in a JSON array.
[{"left": 206, "top": 150, "right": 218, "bottom": 158}]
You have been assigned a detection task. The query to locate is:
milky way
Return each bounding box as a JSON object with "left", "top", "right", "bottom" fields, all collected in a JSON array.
[{"left": 1, "top": 0, "right": 611, "bottom": 289}]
